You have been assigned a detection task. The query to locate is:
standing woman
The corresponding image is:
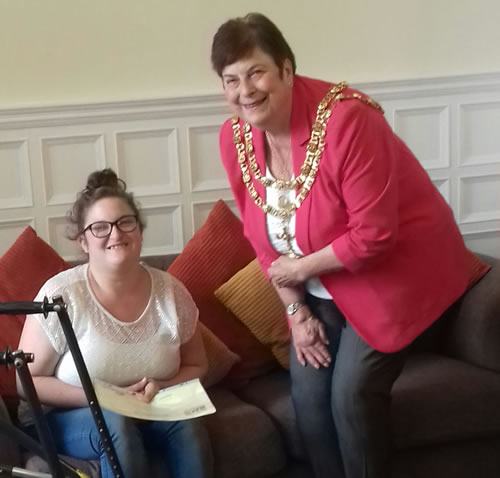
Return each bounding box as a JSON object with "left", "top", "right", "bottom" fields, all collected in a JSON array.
[
  {"left": 211, "top": 13, "right": 489, "bottom": 478},
  {"left": 17, "top": 169, "right": 213, "bottom": 478}
]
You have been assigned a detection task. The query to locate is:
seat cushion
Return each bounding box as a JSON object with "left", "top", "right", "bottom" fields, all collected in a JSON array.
[
  {"left": 24, "top": 454, "right": 101, "bottom": 478},
  {"left": 235, "top": 370, "right": 306, "bottom": 461},
  {"left": 392, "top": 437, "right": 500, "bottom": 478},
  {"left": 0, "top": 396, "right": 21, "bottom": 467},
  {"left": 205, "top": 387, "right": 287, "bottom": 478},
  {"left": 392, "top": 353, "right": 500, "bottom": 449}
]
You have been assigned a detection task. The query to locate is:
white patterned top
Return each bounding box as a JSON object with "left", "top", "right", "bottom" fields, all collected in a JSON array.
[{"left": 33, "top": 263, "right": 198, "bottom": 388}]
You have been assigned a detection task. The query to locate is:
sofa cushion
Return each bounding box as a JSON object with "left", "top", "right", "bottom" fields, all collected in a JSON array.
[
  {"left": 24, "top": 454, "right": 101, "bottom": 478},
  {"left": 392, "top": 438, "right": 500, "bottom": 478},
  {"left": 0, "top": 396, "right": 21, "bottom": 467},
  {"left": 0, "top": 227, "right": 70, "bottom": 398},
  {"left": 442, "top": 255, "right": 500, "bottom": 372},
  {"left": 236, "top": 370, "right": 306, "bottom": 461},
  {"left": 215, "top": 259, "right": 290, "bottom": 369},
  {"left": 168, "top": 200, "right": 278, "bottom": 384},
  {"left": 392, "top": 353, "right": 500, "bottom": 449},
  {"left": 205, "top": 387, "right": 287, "bottom": 478},
  {"left": 199, "top": 322, "right": 240, "bottom": 388}
]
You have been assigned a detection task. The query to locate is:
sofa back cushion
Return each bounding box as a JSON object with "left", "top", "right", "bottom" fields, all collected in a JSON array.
[
  {"left": 168, "top": 200, "right": 278, "bottom": 383},
  {"left": 442, "top": 254, "right": 500, "bottom": 372},
  {"left": 0, "top": 227, "right": 70, "bottom": 398}
]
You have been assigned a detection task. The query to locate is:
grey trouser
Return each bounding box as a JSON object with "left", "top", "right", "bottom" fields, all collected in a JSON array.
[{"left": 290, "top": 294, "right": 409, "bottom": 478}]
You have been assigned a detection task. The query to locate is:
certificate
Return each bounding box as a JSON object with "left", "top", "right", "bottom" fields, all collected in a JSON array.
[{"left": 93, "top": 378, "right": 216, "bottom": 421}]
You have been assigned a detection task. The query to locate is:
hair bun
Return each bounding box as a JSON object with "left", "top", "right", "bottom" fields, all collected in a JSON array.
[{"left": 85, "top": 168, "right": 125, "bottom": 194}]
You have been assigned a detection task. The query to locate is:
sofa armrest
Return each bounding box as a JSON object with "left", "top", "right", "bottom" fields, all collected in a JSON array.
[
  {"left": 442, "top": 254, "right": 500, "bottom": 372},
  {"left": 0, "top": 395, "right": 21, "bottom": 467}
]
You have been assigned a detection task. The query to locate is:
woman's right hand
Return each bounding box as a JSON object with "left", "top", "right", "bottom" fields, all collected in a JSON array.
[{"left": 291, "top": 314, "right": 331, "bottom": 369}]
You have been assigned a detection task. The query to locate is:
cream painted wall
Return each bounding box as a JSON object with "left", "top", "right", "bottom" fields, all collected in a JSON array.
[{"left": 1, "top": 0, "right": 499, "bottom": 108}]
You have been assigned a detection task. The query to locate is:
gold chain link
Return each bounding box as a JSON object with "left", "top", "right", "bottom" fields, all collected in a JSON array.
[{"left": 231, "top": 82, "right": 383, "bottom": 220}]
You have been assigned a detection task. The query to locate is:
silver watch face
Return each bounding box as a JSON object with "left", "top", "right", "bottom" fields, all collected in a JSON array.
[{"left": 286, "top": 303, "right": 302, "bottom": 315}]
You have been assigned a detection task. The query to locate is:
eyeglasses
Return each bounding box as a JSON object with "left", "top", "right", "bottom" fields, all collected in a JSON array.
[{"left": 82, "top": 215, "right": 139, "bottom": 238}]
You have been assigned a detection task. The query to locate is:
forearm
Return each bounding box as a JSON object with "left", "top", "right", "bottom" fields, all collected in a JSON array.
[
  {"left": 155, "top": 363, "right": 208, "bottom": 390},
  {"left": 274, "top": 283, "right": 305, "bottom": 306},
  {"left": 299, "top": 244, "right": 344, "bottom": 281},
  {"left": 20, "top": 376, "right": 87, "bottom": 408}
]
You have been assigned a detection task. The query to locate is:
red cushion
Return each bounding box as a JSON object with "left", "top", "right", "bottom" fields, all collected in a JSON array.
[
  {"left": 0, "top": 227, "right": 70, "bottom": 398},
  {"left": 168, "top": 200, "right": 277, "bottom": 383}
]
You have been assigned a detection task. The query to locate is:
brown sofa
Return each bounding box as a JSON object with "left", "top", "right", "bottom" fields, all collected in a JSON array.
[{"left": 1, "top": 252, "right": 500, "bottom": 478}]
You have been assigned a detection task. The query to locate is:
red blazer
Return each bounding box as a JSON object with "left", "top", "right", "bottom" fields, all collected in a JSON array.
[{"left": 219, "top": 75, "right": 488, "bottom": 353}]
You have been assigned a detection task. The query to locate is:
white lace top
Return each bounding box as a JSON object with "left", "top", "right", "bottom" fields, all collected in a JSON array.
[{"left": 33, "top": 264, "right": 198, "bottom": 388}]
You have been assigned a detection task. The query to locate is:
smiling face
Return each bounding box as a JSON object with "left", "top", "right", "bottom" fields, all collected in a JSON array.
[
  {"left": 78, "top": 196, "right": 142, "bottom": 268},
  {"left": 221, "top": 48, "right": 294, "bottom": 133}
]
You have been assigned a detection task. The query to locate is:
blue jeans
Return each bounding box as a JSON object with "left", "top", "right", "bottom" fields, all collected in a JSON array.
[
  {"left": 41, "top": 408, "right": 213, "bottom": 478},
  {"left": 290, "top": 294, "right": 409, "bottom": 478}
]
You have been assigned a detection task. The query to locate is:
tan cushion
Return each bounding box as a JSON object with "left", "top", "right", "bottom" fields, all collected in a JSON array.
[
  {"left": 199, "top": 323, "right": 240, "bottom": 388},
  {"left": 215, "top": 259, "right": 290, "bottom": 369}
]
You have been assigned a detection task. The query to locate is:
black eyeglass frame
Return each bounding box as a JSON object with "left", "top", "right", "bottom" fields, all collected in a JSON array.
[{"left": 81, "top": 214, "right": 139, "bottom": 238}]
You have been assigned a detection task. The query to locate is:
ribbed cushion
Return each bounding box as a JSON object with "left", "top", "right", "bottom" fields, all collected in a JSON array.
[
  {"left": 392, "top": 353, "right": 500, "bottom": 449},
  {"left": 205, "top": 387, "right": 287, "bottom": 478},
  {"left": 0, "top": 227, "right": 70, "bottom": 398},
  {"left": 168, "top": 201, "right": 277, "bottom": 383},
  {"left": 215, "top": 259, "right": 290, "bottom": 368},
  {"left": 199, "top": 322, "right": 240, "bottom": 387}
]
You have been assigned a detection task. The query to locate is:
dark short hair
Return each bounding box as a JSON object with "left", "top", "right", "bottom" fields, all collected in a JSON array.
[
  {"left": 211, "top": 12, "right": 296, "bottom": 77},
  {"left": 67, "top": 168, "right": 145, "bottom": 240}
]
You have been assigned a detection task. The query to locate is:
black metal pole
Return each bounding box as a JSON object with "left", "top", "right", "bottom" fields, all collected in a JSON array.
[
  {"left": 51, "top": 296, "right": 124, "bottom": 478},
  {"left": 11, "top": 351, "right": 65, "bottom": 478}
]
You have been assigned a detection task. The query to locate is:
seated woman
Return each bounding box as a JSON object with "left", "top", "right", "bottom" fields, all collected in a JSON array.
[{"left": 17, "top": 168, "right": 213, "bottom": 478}]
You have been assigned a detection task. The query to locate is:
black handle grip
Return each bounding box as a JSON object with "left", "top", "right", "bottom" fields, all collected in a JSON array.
[{"left": 0, "top": 297, "right": 59, "bottom": 317}]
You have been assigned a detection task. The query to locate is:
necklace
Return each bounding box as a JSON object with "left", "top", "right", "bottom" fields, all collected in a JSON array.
[{"left": 231, "top": 82, "right": 382, "bottom": 220}]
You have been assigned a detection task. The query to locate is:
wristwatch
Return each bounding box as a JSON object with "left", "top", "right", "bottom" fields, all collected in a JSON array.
[{"left": 286, "top": 302, "right": 304, "bottom": 316}]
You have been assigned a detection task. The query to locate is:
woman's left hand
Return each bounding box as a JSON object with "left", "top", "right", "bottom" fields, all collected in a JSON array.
[
  {"left": 268, "top": 255, "right": 305, "bottom": 288},
  {"left": 126, "top": 377, "right": 160, "bottom": 403}
]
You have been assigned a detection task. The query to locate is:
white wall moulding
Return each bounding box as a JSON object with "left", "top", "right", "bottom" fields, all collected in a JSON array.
[
  {"left": 458, "top": 174, "right": 500, "bottom": 224},
  {"left": 459, "top": 101, "right": 500, "bottom": 166},
  {"left": 431, "top": 178, "right": 451, "bottom": 204},
  {"left": 191, "top": 199, "right": 237, "bottom": 234},
  {"left": 1, "top": 72, "right": 500, "bottom": 259},
  {"left": 47, "top": 215, "right": 82, "bottom": 262},
  {"left": 393, "top": 106, "right": 449, "bottom": 170},
  {"left": 0, "top": 218, "right": 35, "bottom": 256},
  {"left": 463, "top": 230, "right": 500, "bottom": 259},
  {"left": 115, "top": 128, "right": 180, "bottom": 197},
  {"left": 41, "top": 134, "right": 106, "bottom": 206},
  {"left": 140, "top": 204, "right": 183, "bottom": 256},
  {"left": 0, "top": 139, "right": 32, "bottom": 209},
  {"left": 188, "top": 125, "right": 229, "bottom": 193}
]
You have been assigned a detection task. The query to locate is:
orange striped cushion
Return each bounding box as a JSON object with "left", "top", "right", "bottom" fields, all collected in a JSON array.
[{"left": 215, "top": 259, "right": 290, "bottom": 369}]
